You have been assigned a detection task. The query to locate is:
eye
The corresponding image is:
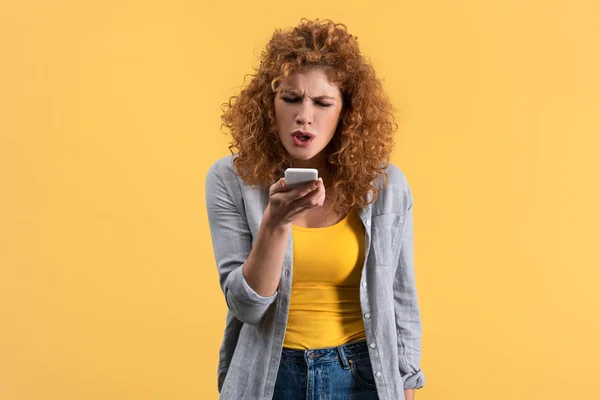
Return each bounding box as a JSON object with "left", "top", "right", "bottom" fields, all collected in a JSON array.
[{"left": 281, "top": 97, "right": 333, "bottom": 107}]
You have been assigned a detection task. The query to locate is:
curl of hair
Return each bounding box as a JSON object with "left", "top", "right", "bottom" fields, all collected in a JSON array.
[{"left": 220, "top": 18, "right": 398, "bottom": 213}]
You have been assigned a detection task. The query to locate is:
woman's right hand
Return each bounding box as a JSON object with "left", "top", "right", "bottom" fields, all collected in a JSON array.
[{"left": 264, "top": 177, "right": 326, "bottom": 228}]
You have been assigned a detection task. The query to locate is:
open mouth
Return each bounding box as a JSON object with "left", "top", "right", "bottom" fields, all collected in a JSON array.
[{"left": 292, "top": 133, "right": 315, "bottom": 146}]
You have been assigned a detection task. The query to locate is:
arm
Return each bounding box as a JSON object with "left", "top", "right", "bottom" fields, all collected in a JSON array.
[
  {"left": 393, "top": 177, "right": 426, "bottom": 390},
  {"left": 243, "top": 207, "right": 290, "bottom": 297},
  {"left": 205, "top": 161, "right": 286, "bottom": 326}
]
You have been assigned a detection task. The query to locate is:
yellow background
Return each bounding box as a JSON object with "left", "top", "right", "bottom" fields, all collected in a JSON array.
[{"left": 1, "top": 1, "right": 599, "bottom": 399}]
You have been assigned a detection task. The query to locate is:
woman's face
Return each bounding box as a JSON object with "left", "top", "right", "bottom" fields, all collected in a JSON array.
[{"left": 274, "top": 67, "right": 343, "bottom": 166}]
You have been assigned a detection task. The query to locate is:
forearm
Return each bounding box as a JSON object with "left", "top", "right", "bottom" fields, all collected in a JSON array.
[
  {"left": 395, "top": 176, "right": 426, "bottom": 390},
  {"left": 404, "top": 389, "right": 415, "bottom": 400},
  {"left": 242, "top": 206, "right": 290, "bottom": 297}
]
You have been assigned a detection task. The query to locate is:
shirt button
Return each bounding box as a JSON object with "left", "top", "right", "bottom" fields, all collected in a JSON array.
[
  {"left": 366, "top": 220, "right": 371, "bottom": 226},
  {"left": 375, "top": 372, "right": 382, "bottom": 378},
  {"left": 361, "top": 281, "right": 367, "bottom": 287},
  {"left": 369, "top": 342, "right": 376, "bottom": 349},
  {"left": 364, "top": 313, "right": 371, "bottom": 319}
]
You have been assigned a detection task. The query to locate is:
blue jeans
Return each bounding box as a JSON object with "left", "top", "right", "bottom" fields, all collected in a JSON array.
[{"left": 273, "top": 340, "right": 380, "bottom": 400}]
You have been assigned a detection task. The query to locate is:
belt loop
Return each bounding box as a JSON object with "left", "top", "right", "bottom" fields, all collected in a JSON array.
[{"left": 336, "top": 345, "right": 350, "bottom": 369}]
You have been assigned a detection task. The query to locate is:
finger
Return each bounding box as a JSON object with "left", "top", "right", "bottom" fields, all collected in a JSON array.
[
  {"left": 286, "top": 180, "right": 319, "bottom": 200},
  {"left": 270, "top": 178, "right": 286, "bottom": 195},
  {"left": 313, "top": 196, "right": 325, "bottom": 209},
  {"left": 311, "top": 177, "right": 324, "bottom": 193},
  {"left": 314, "top": 187, "right": 326, "bottom": 208},
  {"left": 311, "top": 185, "right": 326, "bottom": 207},
  {"left": 317, "top": 193, "right": 326, "bottom": 207},
  {"left": 316, "top": 177, "right": 324, "bottom": 191},
  {"left": 291, "top": 184, "right": 321, "bottom": 210},
  {"left": 305, "top": 179, "right": 325, "bottom": 203}
]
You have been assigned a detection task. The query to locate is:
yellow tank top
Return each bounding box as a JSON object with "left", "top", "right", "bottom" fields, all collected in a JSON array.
[{"left": 283, "top": 207, "right": 366, "bottom": 349}]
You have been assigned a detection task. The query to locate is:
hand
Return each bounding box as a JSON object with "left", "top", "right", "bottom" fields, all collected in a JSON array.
[
  {"left": 264, "top": 177, "right": 325, "bottom": 228},
  {"left": 404, "top": 389, "right": 415, "bottom": 400}
]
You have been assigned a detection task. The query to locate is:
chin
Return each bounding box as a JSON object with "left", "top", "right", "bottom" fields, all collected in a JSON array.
[
  {"left": 282, "top": 144, "right": 315, "bottom": 159},
  {"left": 290, "top": 149, "right": 322, "bottom": 161},
  {"left": 290, "top": 152, "right": 315, "bottom": 160}
]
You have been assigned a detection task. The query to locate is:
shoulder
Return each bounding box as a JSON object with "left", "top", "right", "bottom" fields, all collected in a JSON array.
[
  {"left": 205, "top": 154, "right": 238, "bottom": 185},
  {"left": 383, "top": 162, "right": 408, "bottom": 187},
  {"left": 372, "top": 161, "right": 414, "bottom": 211},
  {"left": 380, "top": 162, "right": 411, "bottom": 196}
]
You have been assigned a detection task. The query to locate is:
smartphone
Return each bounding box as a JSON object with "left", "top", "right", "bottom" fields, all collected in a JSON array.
[{"left": 284, "top": 168, "right": 319, "bottom": 190}]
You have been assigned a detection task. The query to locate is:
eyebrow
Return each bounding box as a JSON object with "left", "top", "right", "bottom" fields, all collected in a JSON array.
[{"left": 280, "top": 89, "right": 337, "bottom": 100}]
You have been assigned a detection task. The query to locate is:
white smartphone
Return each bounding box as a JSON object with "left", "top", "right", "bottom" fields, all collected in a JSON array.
[{"left": 284, "top": 168, "right": 319, "bottom": 190}]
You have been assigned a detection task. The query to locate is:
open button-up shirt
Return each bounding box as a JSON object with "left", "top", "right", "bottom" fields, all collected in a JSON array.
[{"left": 205, "top": 154, "right": 426, "bottom": 399}]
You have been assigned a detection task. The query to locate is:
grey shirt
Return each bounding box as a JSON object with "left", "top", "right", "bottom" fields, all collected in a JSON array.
[{"left": 205, "top": 154, "right": 426, "bottom": 399}]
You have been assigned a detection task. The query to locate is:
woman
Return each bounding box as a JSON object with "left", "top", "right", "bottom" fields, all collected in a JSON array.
[{"left": 205, "top": 18, "right": 425, "bottom": 400}]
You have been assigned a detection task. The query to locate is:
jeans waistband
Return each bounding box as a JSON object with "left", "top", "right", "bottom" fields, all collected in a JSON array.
[{"left": 280, "top": 340, "right": 370, "bottom": 366}]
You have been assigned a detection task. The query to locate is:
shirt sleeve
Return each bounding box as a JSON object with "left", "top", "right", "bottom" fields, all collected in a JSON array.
[
  {"left": 394, "top": 175, "right": 426, "bottom": 389},
  {"left": 205, "top": 160, "right": 278, "bottom": 326}
]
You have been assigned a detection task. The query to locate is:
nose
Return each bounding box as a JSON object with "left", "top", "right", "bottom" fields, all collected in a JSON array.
[{"left": 295, "top": 100, "right": 313, "bottom": 126}]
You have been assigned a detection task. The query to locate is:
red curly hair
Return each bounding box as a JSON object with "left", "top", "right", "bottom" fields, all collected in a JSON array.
[{"left": 220, "top": 18, "right": 398, "bottom": 213}]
